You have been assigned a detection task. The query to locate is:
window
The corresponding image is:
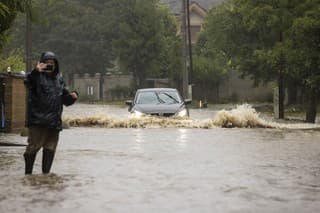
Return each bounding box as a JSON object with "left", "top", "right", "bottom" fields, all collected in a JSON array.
[
  {"left": 87, "top": 86, "right": 94, "bottom": 96},
  {"left": 136, "top": 91, "right": 182, "bottom": 104},
  {"left": 190, "top": 25, "right": 201, "bottom": 43}
]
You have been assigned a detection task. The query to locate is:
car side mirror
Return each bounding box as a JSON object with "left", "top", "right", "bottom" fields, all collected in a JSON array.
[
  {"left": 184, "top": 99, "right": 192, "bottom": 105},
  {"left": 125, "top": 100, "right": 133, "bottom": 111},
  {"left": 125, "top": 100, "right": 133, "bottom": 106}
]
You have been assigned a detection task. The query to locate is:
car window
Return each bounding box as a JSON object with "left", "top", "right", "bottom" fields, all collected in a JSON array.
[
  {"left": 136, "top": 91, "right": 182, "bottom": 104},
  {"left": 158, "top": 91, "right": 181, "bottom": 104},
  {"left": 136, "top": 92, "right": 159, "bottom": 104}
]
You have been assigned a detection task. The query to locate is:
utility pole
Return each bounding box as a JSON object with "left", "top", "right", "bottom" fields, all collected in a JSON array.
[
  {"left": 186, "top": 0, "right": 193, "bottom": 98},
  {"left": 181, "top": 0, "right": 188, "bottom": 98},
  {"left": 25, "top": 0, "right": 32, "bottom": 128},
  {"left": 26, "top": 0, "right": 32, "bottom": 73}
]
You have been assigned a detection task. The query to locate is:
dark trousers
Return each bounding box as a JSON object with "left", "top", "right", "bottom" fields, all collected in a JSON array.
[
  {"left": 24, "top": 126, "right": 60, "bottom": 174},
  {"left": 24, "top": 126, "right": 59, "bottom": 155}
]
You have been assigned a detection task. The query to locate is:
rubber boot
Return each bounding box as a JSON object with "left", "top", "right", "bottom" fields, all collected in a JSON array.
[
  {"left": 42, "top": 149, "right": 55, "bottom": 174},
  {"left": 24, "top": 153, "right": 36, "bottom": 175}
]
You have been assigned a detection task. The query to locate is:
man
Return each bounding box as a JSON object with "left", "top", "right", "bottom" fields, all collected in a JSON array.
[{"left": 23, "top": 51, "right": 78, "bottom": 175}]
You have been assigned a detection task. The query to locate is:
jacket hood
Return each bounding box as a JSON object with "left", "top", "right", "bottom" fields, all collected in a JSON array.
[{"left": 39, "top": 51, "right": 59, "bottom": 75}]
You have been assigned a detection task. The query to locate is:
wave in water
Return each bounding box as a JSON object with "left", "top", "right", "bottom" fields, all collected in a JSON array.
[{"left": 63, "top": 104, "right": 319, "bottom": 130}]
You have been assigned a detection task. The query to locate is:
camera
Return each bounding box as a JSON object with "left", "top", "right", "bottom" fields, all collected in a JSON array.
[{"left": 44, "top": 64, "right": 54, "bottom": 72}]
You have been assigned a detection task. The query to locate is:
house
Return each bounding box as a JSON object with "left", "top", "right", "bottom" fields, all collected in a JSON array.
[
  {"left": 161, "top": 0, "right": 224, "bottom": 43},
  {"left": 161, "top": 0, "right": 223, "bottom": 15}
]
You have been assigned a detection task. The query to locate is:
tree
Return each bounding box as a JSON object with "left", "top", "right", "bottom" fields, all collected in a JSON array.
[
  {"left": 149, "top": 3, "right": 183, "bottom": 87},
  {"left": 0, "top": 49, "right": 25, "bottom": 72},
  {"left": 105, "top": 0, "right": 171, "bottom": 88},
  {"left": 287, "top": 0, "right": 320, "bottom": 123},
  {"left": 0, "top": 0, "right": 29, "bottom": 52},
  {"left": 240, "top": 0, "right": 306, "bottom": 119},
  {"left": 5, "top": 0, "right": 114, "bottom": 75},
  {"left": 5, "top": 0, "right": 181, "bottom": 88},
  {"left": 197, "top": 0, "right": 319, "bottom": 122},
  {"left": 202, "top": 0, "right": 307, "bottom": 118},
  {"left": 193, "top": 32, "right": 229, "bottom": 101}
]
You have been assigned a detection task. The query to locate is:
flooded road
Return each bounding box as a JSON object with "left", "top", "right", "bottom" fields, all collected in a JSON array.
[{"left": 1, "top": 104, "right": 320, "bottom": 213}]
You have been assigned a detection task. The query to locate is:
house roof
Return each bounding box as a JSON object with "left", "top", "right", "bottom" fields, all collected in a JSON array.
[
  {"left": 161, "top": 0, "right": 224, "bottom": 14},
  {"left": 189, "top": 2, "right": 207, "bottom": 17}
]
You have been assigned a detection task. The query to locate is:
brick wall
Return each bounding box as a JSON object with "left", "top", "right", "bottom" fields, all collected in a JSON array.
[{"left": 1, "top": 75, "right": 26, "bottom": 133}]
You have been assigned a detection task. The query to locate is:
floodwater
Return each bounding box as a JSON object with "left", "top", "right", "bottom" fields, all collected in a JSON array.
[{"left": 0, "top": 103, "right": 320, "bottom": 213}]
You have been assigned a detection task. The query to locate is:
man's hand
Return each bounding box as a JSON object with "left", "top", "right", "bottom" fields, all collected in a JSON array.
[
  {"left": 36, "top": 62, "right": 47, "bottom": 72},
  {"left": 70, "top": 92, "right": 78, "bottom": 100}
]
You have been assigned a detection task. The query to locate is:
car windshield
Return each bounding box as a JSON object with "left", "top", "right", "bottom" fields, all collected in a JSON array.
[{"left": 136, "top": 91, "right": 182, "bottom": 104}]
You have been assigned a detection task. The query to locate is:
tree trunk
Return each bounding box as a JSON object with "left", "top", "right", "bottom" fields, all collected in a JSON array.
[
  {"left": 306, "top": 88, "right": 317, "bottom": 123},
  {"left": 136, "top": 64, "right": 146, "bottom": 88},
  {"left": 132, "top": 65, "right": 144, "bottom": 89},
  {"left": 278, "top": 71, "right": 285, "bottom": 119},
  {"left": 287, "top": 79, "right": 297, "bottom": 105},
  {"left": 278, "top": 30, "right": 285, "bottom": 119},
  {"left": 216, "top": 81, "right": 220, "bottom": 102}
]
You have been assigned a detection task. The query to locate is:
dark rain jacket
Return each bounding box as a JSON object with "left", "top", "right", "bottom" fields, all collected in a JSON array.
[{"left": 26, "top": 70, "right": 77, "bottom": 131}]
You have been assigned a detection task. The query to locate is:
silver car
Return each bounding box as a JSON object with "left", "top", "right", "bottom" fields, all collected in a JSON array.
[{"left": 126, "top": 88, "right": 192, "bottom": 118}]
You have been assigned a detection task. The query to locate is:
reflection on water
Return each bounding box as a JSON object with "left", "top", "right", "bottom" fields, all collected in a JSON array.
[
  {"left": 133, "top": 129, "right": 144, "bottom": 152},
  {"left": 177, "top": 128, "right": 188, "bottom": 149}
]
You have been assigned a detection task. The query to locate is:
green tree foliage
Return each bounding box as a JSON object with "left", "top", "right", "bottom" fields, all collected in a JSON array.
[
  {"left": 203, "top": 0, "right": 304, "bottom": 83},
  {"left": 0, "top": 0, "right": 29, "bottom": 52},
  {"left": 236, "top": 0, "right": 305, "bottom": 118},
  {"left": 193, "top": 32, "right": 229, "bottom": 100},
  {"left": 286, "top": 0, "right": 320, "bottom": 122},
  {"left": 199, "top": 0, "right": 320, "bottom": 121},
  {"left": 149, "top": 4, "right": 183, "bottom": 85},
  {"left": 104, "top": 0, "right": 181, "bottom": 88},
  {"left": 287, "top": 1, "right": 320, "bottom": 90},
  {"left": 0, "top": 49, "right": 25, "bottom": 72},
  {"left": 5, "top": 0, "right": 181, "bottom": 88},
  {"left": 6, "top": 0, "right": 113, "bottom": 75}
]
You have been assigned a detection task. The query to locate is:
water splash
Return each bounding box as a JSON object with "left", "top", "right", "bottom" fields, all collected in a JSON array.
[
  {"left": 63, "top": 115, "right": 198, "bottom": 128},
  {"left": 62, "top": 104, "right": 319, "bottom": 130},
  {"left": 212, "top": 104, "right": 273, "bottom": 128}
]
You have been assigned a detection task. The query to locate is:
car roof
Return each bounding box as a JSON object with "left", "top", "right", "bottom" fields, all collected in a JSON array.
[{"left": 137, "top": 88, "right": 178, "bottom": 92}]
